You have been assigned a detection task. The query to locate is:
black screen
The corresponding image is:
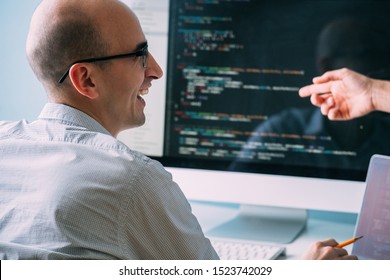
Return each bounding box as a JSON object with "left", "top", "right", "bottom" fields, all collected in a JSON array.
[{"left": 158, "top": 0, "right": 390, "bottom": 181}]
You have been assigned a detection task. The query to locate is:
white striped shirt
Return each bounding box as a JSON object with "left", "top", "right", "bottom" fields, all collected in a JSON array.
[{"left": 0, "top": 103, "right": 218, "bottom": 260}]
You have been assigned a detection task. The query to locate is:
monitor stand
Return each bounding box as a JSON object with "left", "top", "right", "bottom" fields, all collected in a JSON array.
[{"left": 206, "top": 205, "right": 307, "bottom": 244}]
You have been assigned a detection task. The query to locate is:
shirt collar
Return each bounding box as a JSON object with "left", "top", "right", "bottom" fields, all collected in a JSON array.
[{"left": 38, "top": 103, "right": 112, "bottom": 136}]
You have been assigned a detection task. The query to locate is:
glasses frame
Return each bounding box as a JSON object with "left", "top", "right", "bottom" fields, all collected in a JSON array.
[{"left": 58, "top": 43, "right": 148, "bottom": 84}]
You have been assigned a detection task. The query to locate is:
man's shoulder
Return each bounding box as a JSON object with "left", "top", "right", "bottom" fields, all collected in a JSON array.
[{"left": 0, "top": 120, "right": 29, "bottom": 136}]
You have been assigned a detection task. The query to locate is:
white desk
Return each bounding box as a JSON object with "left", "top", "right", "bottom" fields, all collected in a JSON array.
[{"left": 190, "top": 201, "right": 356, "bottom": 259}]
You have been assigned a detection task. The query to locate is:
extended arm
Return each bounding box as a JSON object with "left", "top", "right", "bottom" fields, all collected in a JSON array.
[{"left": 299, "top": 68, "right": 390, "bottom": 120}]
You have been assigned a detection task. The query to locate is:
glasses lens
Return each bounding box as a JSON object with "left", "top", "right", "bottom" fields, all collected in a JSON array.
[{"left": 143, "top": 53, "right": 148, "bottom": 68}]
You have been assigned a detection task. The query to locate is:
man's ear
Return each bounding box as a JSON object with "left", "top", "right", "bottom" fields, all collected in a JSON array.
[{"left": 68, "top": 63, "right": 99, "bottom": 99}]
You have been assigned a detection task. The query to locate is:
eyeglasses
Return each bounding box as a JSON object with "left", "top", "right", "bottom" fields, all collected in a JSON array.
[{"left": 58, "top": 43, "right": 148, "bottom": 84}]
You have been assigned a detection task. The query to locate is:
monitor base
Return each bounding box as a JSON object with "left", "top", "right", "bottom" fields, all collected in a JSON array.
[{"left": 206, "top": 205, "right": 307, "bottom": 244}]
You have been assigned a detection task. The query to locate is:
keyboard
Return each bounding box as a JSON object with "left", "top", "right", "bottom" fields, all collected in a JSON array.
[{"left": 209, "top": 237, "right": 286, "bottom": 260}]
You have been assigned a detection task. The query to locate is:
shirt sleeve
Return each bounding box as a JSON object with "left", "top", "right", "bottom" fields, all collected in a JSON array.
[{"left": 118, "top": 157, "right": 219, "bottom": 260}]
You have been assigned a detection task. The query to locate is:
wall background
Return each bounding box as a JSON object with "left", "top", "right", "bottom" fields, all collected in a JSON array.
[{"left": 0, "top": 0, "right": 46, "bottom": 121}]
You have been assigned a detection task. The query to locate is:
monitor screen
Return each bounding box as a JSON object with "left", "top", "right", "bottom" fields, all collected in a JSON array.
[
  {"left": 119, "top": 0, "right": 390, "bottom": 242},
  {"left": 164, "top": 0, "right": 390, "bottom": 177}
]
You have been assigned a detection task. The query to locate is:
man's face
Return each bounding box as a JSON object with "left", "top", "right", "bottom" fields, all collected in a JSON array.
[{"left": 96, "top": 6, "right": 162, "bottom": 135}]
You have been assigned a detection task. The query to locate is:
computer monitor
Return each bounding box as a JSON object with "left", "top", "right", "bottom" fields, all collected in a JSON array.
[{"left": 119, "top": 0, "right": 390, "bottom": 243}]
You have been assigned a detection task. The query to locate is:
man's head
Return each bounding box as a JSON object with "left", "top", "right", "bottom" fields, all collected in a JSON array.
[
  {"left": 26, "top": 0, "right": 163, "bottom": 136},
  {"left": 316, "top": 17, "right": 390, "bottom": 78}
]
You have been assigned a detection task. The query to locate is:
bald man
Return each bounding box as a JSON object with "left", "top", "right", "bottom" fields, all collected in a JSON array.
[{"left": 0, "top": 0, "right": 357, "bottom": 260}]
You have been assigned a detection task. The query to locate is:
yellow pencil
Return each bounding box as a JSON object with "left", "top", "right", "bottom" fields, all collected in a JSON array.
[{"left": 336, "top": 235, "right": 364, "bottom": 248}]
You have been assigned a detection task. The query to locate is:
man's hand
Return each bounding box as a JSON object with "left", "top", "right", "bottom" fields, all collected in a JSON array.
[
  {"left": 302, "top": 238, "right": 358, "bottom": 260},
  {"left": 299, "top": 68, "right": 374, "bottom": 120}
]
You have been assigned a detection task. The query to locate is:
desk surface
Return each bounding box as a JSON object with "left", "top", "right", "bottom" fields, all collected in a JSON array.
[{"left": 190, "top": 201, "right": 356, "bottom": 259}]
